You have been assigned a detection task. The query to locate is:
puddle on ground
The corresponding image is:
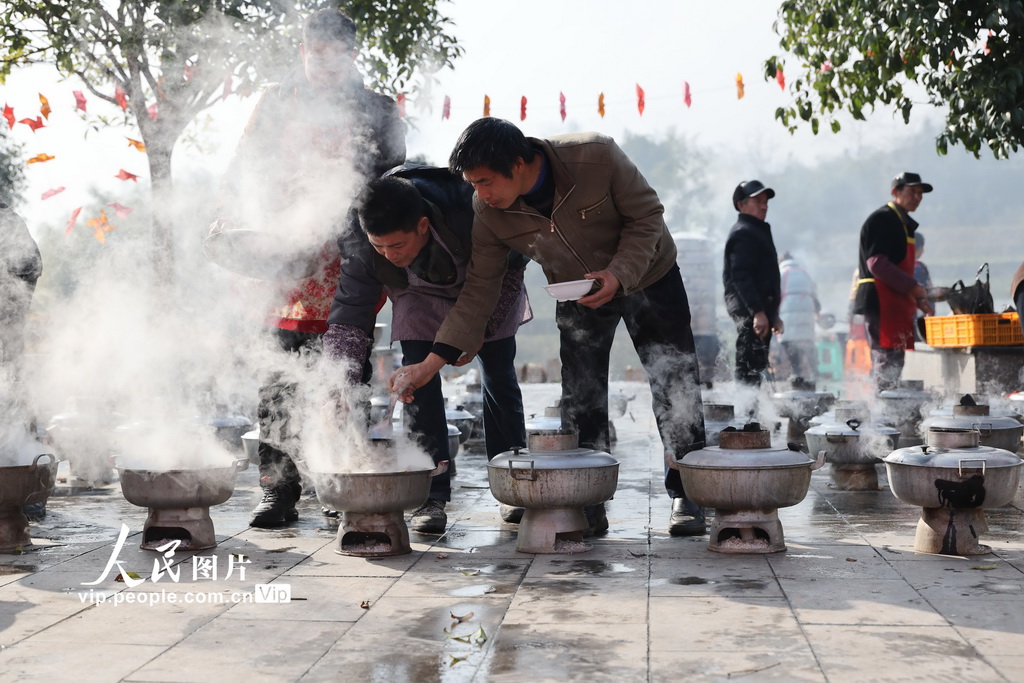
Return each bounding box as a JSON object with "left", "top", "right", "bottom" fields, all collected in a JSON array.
[
  {"left": 546, "top": 560, "right": 636, "bottom": 576},
  {"left": 671, "top": 576, "right": 710, "bottom": 585},
  {"left": 449, "top": 584, "right": 497, "bottom": 597},
  {"left": 973, "top": 583, "right": 1022, "bottom": 594}
]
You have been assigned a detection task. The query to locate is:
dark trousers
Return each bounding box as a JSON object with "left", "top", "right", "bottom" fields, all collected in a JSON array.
[
  {"left": 555, "top": 265, "right": 705, "bottom": 499},
  {"left": 733, "top": 317, "right": 771, "bottom": 386},
  {"left": 401, "top": 337, "right": 527, "bottom": 501},
  {"left": 864, "top": 312, "right": 905, "bottom": 394},
  {"left": 475, "top": 336, "right": 527, "bottom": 459},
  {"left": 257, "top": 328, "right": 322, "bottom": 494}
]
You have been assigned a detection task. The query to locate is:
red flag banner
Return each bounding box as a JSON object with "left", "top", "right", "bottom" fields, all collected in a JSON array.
[
  {"left": 520, "top": 96, "right": 527, "bottom": 121},
  {"left": 683, "top": 81, "right": 692, "bottom": 108},
  {"left": 776, "top": 69, "right": 785, "bottom": 90},
  {"left": 114, "top": 85, "right": 128, "bottom": 111},
  {"left": 636, "top": 84, "right": 645, "bottom": 116},
  {"left": 41, "top": 187, "right": 65, "bottom": 200},
  {"left": 115, "top": 169, "right": 139, "bottom": 182},
  {"left": 559, "top": 92, "right": 566, "bottom": 122},
  {"left": 20, "top": 117, "right": 44, "bottom": 132},
  {"left": 73, "top": 91, "right": 87, "bottom": 112},
  {"left": 3, "top": 104, "right": 13, "bottom": 129},
  {"left": 65, "top": 207, "right": 82, "bottom": 236}
]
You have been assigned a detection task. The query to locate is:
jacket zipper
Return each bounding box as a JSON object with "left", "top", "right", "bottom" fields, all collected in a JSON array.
[
  {"left": 578, "top": 195, "right": 609, "bottom": 220},
  {"left": 503, "top": 186, "right": 590, "bottom": 273}
]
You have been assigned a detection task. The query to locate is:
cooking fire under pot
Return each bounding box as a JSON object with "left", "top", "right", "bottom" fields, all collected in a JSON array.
[
  {"left": 884, "top": 428, "right": 1022, "bottom": 555},
  {"left": 488, "top": 429, "right": 618, "bottom": 554},
  {"left": 805, "top": 406, "right": 900, "bottom": 491},
  {"left": 920, "top": 396, "right": 1023, "bottom": 454},
  {"left": 670, "top": 424, "right": 824, "bottom": 553}
]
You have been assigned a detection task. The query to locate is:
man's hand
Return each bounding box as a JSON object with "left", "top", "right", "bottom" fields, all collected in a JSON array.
[
  {"left": 911, "top": 284, "right": 934, "bottom": 316},
  {"left": 772, "top": 317, "right": 784, "bottom": 336},
  {"left": 389, "top": 353, "right": 446, "bottom": 403},
  {"left": 752, "top": 311, "right": 771, "bottom": 339},
  {"left": 577, "top": 270, "right": 620, "bottom": 309}
]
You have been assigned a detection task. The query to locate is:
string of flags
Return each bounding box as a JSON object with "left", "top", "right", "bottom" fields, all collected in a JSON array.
[
  {"left": 3, "top": 67, "right": 788, "bottom": 244},
  {"left": 3, "top": 88, "right": 151, "bottom": 243},
  {"left": 430, "top": 70, "right": 785, "bottom": 120}
]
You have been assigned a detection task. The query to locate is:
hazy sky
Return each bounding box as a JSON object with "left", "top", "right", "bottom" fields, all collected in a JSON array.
[{"left": 0, "top": 1, "right": 937, "bottom": 233}]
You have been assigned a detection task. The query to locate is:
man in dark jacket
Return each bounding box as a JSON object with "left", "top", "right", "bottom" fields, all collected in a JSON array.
[
  {"left": 323, "top": 166, "right": 530, "bottom": 533},
  {"left": 208, "top": 9, "right": 405, "bottom": 528},
  {"left": 852, "top": 172, "right": 934, "bottom": 393},
  {"left": 723, "top": 180, "right": 782, "bottom": 387}
]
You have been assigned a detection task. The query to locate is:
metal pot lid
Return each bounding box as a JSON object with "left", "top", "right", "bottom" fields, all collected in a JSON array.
[
  {"left": 878, "top": 388, "right": 934, "bottom": 400},
  {"left": 806, "top": 418, "right": 900, "bottom": 438},
  {"left": 682, "top": 427, "right": 814, "bottom": 468},
  {"left": 884, "top": 444, "right": 1022, "bottom": 468},
  {"left": 203, "top": 415, "right": 253, "bottom": 428},
  {"left": 922, "top": 413, "right": 1022, "bottom": 432},
  {"left": 445, "top": 408, "right": 476, "bottom": 420},
  {"left": 488, "top": 447, "right": 618, "bottom": 470},
  {"left": 447, "top": 424, "right": 461, "bottom": 437}
]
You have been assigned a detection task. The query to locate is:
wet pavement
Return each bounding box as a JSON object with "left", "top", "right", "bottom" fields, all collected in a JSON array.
[{"left": 3, "top": 381, "right": 1024, "bottom": 682}]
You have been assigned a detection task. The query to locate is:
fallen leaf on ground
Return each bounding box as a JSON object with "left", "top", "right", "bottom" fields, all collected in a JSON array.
[
  {"left": 971, "top": 564, "right": 998, "bottom": 571},
  {"left": 457, "top": 568, "right": 480, "bottom": 576},
  {"left": 360, "top": 600, "right": 370, "bottom": 609},
  {"left": 115, "top": 571, "right": 141, "bottom": 582},
  {"left": 449, "top": 655, "right": 468, "bottom": 667},
  {"left": 846, "top": 558, "right": 857, "bottom": 562},
  {"left": 450, "top": 611, "right": 474, "bottom": 623},
  {"left": 436, "top": 553, "right": 449, "bottom": 559}
]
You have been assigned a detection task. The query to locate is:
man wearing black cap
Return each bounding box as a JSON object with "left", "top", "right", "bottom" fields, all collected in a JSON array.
[
  {"left": 723, "top": 180, "right": 782, "bottom": 387},
  {"left": 853, "top": 172, "right": 935, "bottom": 393}
]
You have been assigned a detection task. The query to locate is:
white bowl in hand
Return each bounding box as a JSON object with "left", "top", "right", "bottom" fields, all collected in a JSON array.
[{"left": 543, "top": 279, "right": 595, "bottom": 301}]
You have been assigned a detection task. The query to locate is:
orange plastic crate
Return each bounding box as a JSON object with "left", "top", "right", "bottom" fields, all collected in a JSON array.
[{"left": 924, "top": 313, "right": 1024, "bottom": 347}]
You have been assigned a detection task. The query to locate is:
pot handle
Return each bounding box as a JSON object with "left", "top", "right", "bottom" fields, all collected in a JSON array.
[
  {"left": 845, "top": 418, "right": 862, "bottom": 431},
  {"left": 811, "top": 450, "right": 827, "bottom": 471},
  {"left": 234, "top": 458, "right": 250, "bottom": 473},
  {"left": 430, "top": 460, "right": 449, "bottom": 477},
  {"left": 663, "top": 450, "right": 684, "bottom": 471},
  {"left": 825, "top": 432, "right": 843, "bottom": 443},
  {"left": 508, "top": 459, "right": 536, "bottom": 481},
  {"left": 971, "top": 422, "right": 993, "bottom": 437},
  {"left": 31, "top": 452, "right": 56, "bottom": 469},
  {"left": 958, "top": 458, "right": 986, "bottom": 477}
]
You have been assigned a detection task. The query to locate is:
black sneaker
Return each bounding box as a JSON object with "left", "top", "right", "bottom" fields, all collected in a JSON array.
[
  {"left": 583, "top": 503, "right": 609, "bottom": 537},
  {"left": 669, "top": 497, "right": 706, "bottom": 537},
  {"left": 499, "top": 503, "right": 524, "bottom": 524},
  {"left": 410, "top": 499, "right": 447, "bottom": 534},
  {"left": 250, "top": 484, "right": 299, "bottom": 528}
]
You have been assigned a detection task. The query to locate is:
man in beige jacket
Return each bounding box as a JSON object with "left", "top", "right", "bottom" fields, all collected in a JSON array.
[{"left": 395, "top": 118, "right": 707, "bottom": 536}]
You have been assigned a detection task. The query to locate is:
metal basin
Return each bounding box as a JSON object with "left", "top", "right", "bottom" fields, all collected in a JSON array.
[
  {"left": 314, "top": 464, "right": 446, "bottom": 515},
  {"left": 119, "top": 460, "right": 247, "bottom": 509},
  {"left": 0, "top": 452, "right": 58, "bottom": 508}
]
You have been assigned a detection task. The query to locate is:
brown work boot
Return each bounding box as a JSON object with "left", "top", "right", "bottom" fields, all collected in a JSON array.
[{"left": 410, "top": 499, "right": 447, "bottom": 534}]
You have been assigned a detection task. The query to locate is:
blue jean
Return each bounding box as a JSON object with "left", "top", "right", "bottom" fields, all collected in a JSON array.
[
  {"left": 400, "top": 336, "right": 526, "bottom": 501},
  {"left": 555, "top": 265, "right": 706, "bottom": 500}
]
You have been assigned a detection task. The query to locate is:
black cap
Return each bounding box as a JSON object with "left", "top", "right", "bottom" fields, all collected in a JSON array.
[
  {"left": 892, "top": 172, "right": 933, "bottom": 192},
  {"left": 733, "top": 180, "right": 775, "bottom": 210}
]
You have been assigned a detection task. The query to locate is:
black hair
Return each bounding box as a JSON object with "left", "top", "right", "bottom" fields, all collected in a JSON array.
[
  {"left": 448, "top": 117, "right": 536, "bottom": 178},
  {"left": 302, "top": 9, "right": 357, "bottom": 47},
  {"left": 357, "top": 176, "right": 427, "bottom": 237}
]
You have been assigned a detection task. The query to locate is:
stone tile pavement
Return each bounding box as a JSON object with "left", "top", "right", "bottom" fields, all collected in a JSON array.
[{"left": 2, "top": 382, "right": 1024, "bottom": 682}]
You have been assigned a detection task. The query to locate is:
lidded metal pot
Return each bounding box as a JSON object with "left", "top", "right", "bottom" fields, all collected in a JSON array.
[
  {"left": 805, "top": 406, "right": 900, "bottom": 491},
  {"left": 488, "top": 429, "right": 618, "bottom": 554},
  {"left": 525, "top": 404, "right": 563, "bottom": 432},
  {"left": 673, "top": 424, "right": 825, "bottom": 553},
  {"left": 920, "top": 396, "right": 1022, "bottom": 454},
  {"left": 883, "top": 428, "right": 1022, "bottom": 555}
]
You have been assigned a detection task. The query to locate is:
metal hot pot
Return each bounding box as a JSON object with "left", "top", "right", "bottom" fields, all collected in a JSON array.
[
  {"left": 488, "top": 429, "right": 618, "bottom": 554},
  {"left": 671, "top": 424, "right": 824, "bottom": 553},
  {"left": 0, "top": 445, "right": 58, "bottom": 551},
  {"left": 805, "top": 406, "right": 900, "bottom": 490},
  {"left": 884, "top": 428, "right": 1022, "bottom": 555},
  {"left": 920, "top": 399, "right": 1022, "bottom": 454}
]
